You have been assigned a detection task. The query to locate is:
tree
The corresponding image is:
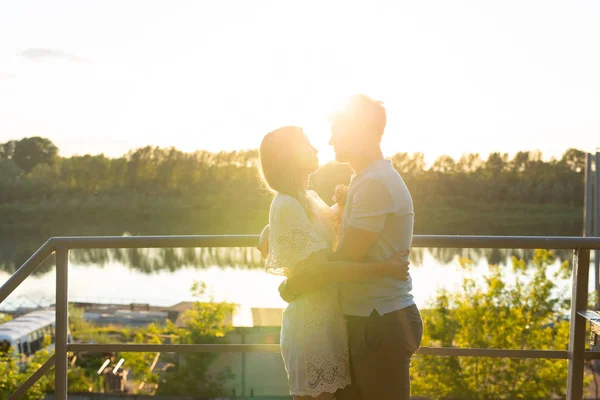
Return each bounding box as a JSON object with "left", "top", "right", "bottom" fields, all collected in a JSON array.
[
  {"left": 0, "top": 159, "right": 24, "bottom": 179},
  {"left": 119, "top": 323, "right": 163, "bottom": 393},
  {"left": 0, "top": 140, "right": 587, "bottom": 239},
  {"left": 391, "top": 152, "right": 426, "bottom": 177},
  {"left": 457, "top": 153, "right": 483, "bottom": 173},
  {"left": 432, "top": 155, "right": 458, "bottom": 174},
  {"left": 561, "top": 148, "right": 587, "bottom": 173},
  {"left": 154, "top": 282, "right": 235, "bottom": 397},
  {"left": 0, "top": 335, "right": 92, "bottom": 399},
  {"left": 0, "top": 140, "right": 17, "bottom": 160},
  {"left": 13, "top": 137, "right": 58, "bottom": 173},
  {"left": 510, "top": 151, "right": 532, "bottom": 173},
  {"left": 69, "top": 305, "right": 91, "bottom": 334},
  {"left": 484, "top": 152, "right": 508, "bottom": 175},
  {"left": 412, "top": 250, "right": 582, "bottom": 399}
]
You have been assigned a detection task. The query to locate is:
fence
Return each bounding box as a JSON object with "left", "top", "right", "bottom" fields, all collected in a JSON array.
[{"left": 2, "top": 235, "right": 600, "bottom": 399}]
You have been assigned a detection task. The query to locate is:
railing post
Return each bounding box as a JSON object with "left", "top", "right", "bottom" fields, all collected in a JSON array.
[
  {"left": 585, "top": 153, "right": 593, "bottom": 238},
  {"left": 55, "top": 246, "right": 69, "bottom": 400},
  {"left": 594, "top": 152, "right": 600, "bottom": 307},
  {"left": 567, "top": 248, "right": 591, "bottom": 399}
]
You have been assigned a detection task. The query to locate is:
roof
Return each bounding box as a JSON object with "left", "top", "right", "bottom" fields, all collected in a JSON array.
[
  {"left": 0, "top": 309, "right": 55, "bottom": 342},
  {"left": 251, "top": 308, "right": 283, "bottom": 327},
  {"left": 165, "top": 301, "right": 195, "bottom": 312}
]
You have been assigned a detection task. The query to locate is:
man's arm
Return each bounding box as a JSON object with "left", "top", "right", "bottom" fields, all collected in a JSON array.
[
  {"left": 331, "top": 227, "right": 379, "bottom": 262},
  {"left": 279, "top": 227, "right": 380, "bottom": 302},
  {"left": 279, "top": 249, "right": 409, "bottom": 301},
  {"left": 279, "top": 178, "right": 399, "bottom": 302},
  {"left": 279, "top": 227, "right": 380, "bottom": 303}
]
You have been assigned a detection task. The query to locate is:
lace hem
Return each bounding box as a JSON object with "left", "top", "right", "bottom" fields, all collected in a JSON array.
[
  {"left": 287, "top": 350, "right": 351, "bottom": 397},
  {"left": 290, "top": 382, "right": 350, "bottom": 398}
]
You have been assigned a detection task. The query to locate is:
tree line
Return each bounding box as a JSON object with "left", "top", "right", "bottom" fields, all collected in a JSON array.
[{"left": 0, "top": 136, "right": 586, "bottom": 238}]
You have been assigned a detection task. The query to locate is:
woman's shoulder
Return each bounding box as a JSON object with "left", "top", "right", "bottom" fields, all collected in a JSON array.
[{"left": 270, "top": 193, "right": 305, "bottom": 215}]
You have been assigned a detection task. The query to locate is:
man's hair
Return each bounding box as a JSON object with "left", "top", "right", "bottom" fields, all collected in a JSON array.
[{"left": 330, "top": 94, "right": 387, "bottom": 138}]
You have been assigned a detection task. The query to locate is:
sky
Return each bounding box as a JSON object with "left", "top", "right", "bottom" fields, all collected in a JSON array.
[{"left": 1, "top": 1, "right": 599, "bottom": 165}]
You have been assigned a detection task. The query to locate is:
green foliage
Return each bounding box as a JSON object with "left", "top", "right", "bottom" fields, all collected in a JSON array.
[
  {"left": 69, "top": 305, "right": 91, "bottom": 334},
  {"left": 0, "top": 139, "right": 586, "bottom": 213},
  {"left": 0, "top": 159, "right": 23, "bottom": 180},
  {"left": 412, "top": 250, "right": 583, "bottom": 399},
  {"left": 0, "top": 313, "right": 12, "bottom": 324},
  {"left": 8, "top": 137, "right": 58, "bottom": 173},
  {"left": 0, "top": 137, "right": 592, "bottom": 397},
  {"left": 0, "top": 138, "right": 585, "bottom": 274},
  {"left": 118, "top": 323, "right": 163, "bottom": 392},
  {"left": 0, "top": 139, "right": 585, "bottom": 245},
  {"left": 154, "top": 281, "right": 235, "bottom": 397},
  {"left": 0, "top": 355, "right": 23, "bottom": 399},
  {"left": 0, "top": 282, "right": 236, "bottom": 398},
  {"left": 0, "top": 335, "right": 92, "bottom": 400},
  {"left": 66, "top": 282, "right": 236, "bottom": 397}
]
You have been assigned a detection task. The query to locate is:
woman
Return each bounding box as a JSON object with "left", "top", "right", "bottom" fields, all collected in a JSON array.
[{"left": 259, "top": 126, "right": 410, "bottom": 399}]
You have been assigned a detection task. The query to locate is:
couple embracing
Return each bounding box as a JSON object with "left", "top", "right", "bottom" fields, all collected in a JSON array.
[{"left": 257, "top": 94, "right": 423, "bottom": 400}]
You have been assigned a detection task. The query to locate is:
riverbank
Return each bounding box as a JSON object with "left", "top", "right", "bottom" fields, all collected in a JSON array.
[{"left": 0, "top": 194, "right": 582, "bottom": 237}]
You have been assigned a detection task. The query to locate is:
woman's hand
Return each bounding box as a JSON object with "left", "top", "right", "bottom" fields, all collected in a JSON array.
[
  {"left": 332, "top": 184, "right": 349, "bottom": 216},
  {"left": 385, "top": 250, "right": 411, "bottom": 280},
  {"left": 278, "top": 279, "right": 297, "bottom": 303},
  {"left": 257, "top": 224, "right": 269, "bottom": 259}
]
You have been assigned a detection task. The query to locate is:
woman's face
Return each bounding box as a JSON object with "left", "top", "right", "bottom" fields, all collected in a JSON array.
[{"left": 294, "top": 132, "right": 319, "bottom": 174}]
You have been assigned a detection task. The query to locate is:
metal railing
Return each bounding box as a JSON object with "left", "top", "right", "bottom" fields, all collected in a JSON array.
[{"left": 2, "top": 234, "right": 600, "bottom": 400}]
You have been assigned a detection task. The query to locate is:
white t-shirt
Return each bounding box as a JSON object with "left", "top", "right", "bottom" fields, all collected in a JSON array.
[{"left": 338, "top": 159, "right": 415, "bottom": 316}]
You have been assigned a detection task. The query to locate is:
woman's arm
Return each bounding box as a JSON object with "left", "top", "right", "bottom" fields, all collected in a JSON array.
[
  {"left": 284, "top": 249, "right": 409, "bottom": 299},
  {"left": 256, "top": 188, "right": 345, "bottom": 259},
  {"left": 257, "top": 224, "right": 269, "bottom": 259}
]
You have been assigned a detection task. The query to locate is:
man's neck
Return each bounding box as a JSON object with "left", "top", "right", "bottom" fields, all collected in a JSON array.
[{"left": 349, "top": 150, "right": 384, "bottom": 174}]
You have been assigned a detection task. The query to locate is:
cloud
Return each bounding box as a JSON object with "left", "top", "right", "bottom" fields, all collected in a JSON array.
[
  {"left": 19, "top": 48, "right": 91, "bottom": 64},
  {"left": 0, "top": 72, "right": 17, "bottom": 80}
]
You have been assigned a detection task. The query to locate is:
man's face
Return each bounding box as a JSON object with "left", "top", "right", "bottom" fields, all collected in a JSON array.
[{"left": 329, "top": 122, "right": 359, "bottom": 163}]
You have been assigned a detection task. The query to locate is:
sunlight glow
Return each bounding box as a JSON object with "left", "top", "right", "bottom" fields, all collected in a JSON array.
[{"left": 1, "top": 1, "right": 599, "bottom": 160}]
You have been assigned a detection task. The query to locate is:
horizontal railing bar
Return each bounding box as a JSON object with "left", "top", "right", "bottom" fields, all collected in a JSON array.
[
  {"left": 413, "top": 235, "right": 600, "bottom": 250},
  {"left": 68, "top": 343, "right": 279, "bottom": 353},
  {"left": 7, "top": 354, "right": 55, "bottom": 400},
  {"left": 584, "top": 352, "right": 600, "bottom": 360},
  {"left": 49, "top": 235, "right": 600, "bottom": 250},
  {"left": 51, "top": 235, "right": 259, "bottom": 249},
  {"left": 4, "top": 235, "right": 599, "bottom": 308},
  {"left": 68, "top": 344, "right": 600, "bottom": 360},
  {"left": 418, "top": 348, "right": 569, "bottom": 359},
  {"left": 11, "top": 347, "right": 600, "bottom": 400},
  {"left": 0, "top": 240, "right": 54, "bottom": 304}
]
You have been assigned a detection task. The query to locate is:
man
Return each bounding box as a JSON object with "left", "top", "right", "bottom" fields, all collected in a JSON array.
[{"left": 280, "top": 94, "right": 423, "bottom": 399}]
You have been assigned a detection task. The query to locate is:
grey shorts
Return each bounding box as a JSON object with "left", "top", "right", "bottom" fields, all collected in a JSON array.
[{"left": 336, "top": 305, "right": 423, "bottom": 400}]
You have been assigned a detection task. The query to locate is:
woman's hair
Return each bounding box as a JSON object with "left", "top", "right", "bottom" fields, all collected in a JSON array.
[{"left": 259, "top": 126, "right": 313, "bottom": 216}]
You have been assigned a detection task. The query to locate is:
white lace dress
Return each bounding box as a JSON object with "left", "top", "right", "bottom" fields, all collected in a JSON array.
[{"left": 266, "top": 193, "right": 351, "bottom": 397}]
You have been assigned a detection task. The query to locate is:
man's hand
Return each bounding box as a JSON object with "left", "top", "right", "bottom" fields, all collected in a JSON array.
[
  {"left": 278, "top": 279, "right": 297, "bottom": 303},
  {"left": 387, "top": 250, "right": 411, "bottom": 280}
]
